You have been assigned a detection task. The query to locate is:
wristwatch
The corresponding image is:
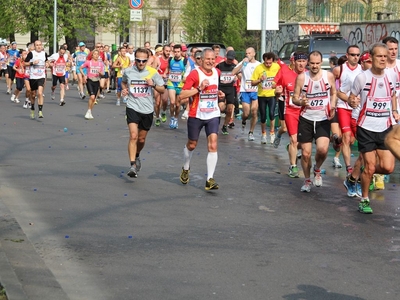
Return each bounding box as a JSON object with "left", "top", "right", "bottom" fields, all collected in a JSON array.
[{"left": 196, "top": 87, "right": 201, "bottom": 93}]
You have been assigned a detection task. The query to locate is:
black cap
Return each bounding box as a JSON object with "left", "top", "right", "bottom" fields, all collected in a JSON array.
[{"left": 226, "top": 50, "right": 236, "bottom": 60}]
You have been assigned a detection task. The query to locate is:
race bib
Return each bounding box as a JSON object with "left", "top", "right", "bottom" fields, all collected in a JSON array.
[
  {"left": 169, "top": 71, "right": 182, "bottom": 83},
  {"left": 199, "top": 92, "right": 218, "bottom": 112},
  {"left": 262, "top": 77, "right": 274, "bottom": 90},
  {"left": 245, "top": 80, "right": 257, "bottom": 92},
  {"left": 77, "top": 54, "right": 86, "bottom": 62},
  {"left": 89, "top": 66, "right": 100, "bottom": 75},
  {"left": 220, "top": 72, "right": 235, "bottom": 84},
  {"left": 129, "top": 80, "right": 151, "bottom": 97},
  {"left": 365, "top": 96, "right": 391, "bottom": 118}
]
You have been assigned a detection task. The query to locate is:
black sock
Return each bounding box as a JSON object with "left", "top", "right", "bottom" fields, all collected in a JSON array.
[
  {"left": 348, "top": 175, "right": 356, "bottom": 183},
  {"left": 130, "top": 161, "right": 135, "bottom": 166},
  {"left": 39, "top": 105, "right": 43, "bottom": 111},
  {"left": 31, "top": 104, "right": 35, "bottom": 110},
  {"left": 135, "top": 153, "right": 140, "bottom": 158}
]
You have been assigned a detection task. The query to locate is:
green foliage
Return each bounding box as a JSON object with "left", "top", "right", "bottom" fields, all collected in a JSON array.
[{"left": 182, "top": 0, "right": 256, "bottom": 51}]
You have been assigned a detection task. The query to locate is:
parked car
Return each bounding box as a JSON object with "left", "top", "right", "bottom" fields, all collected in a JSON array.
[{"left": 277, "top": 34, "right": 349, "bottom": 69}]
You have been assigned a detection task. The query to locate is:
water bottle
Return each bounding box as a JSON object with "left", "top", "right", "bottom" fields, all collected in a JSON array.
[{"left": 243, "top": 56, "right": 248, "bottom": 67}]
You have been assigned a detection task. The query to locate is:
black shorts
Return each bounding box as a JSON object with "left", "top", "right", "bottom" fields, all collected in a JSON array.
[
  {"left": 52, "top": 75, "right": 66, "bottom": 86},
  {"left": 16, "top": 77, "right": 25, "bottom": 91},
  {"left": 187, "top": 117, "right": 220, "bottom": 141},
  {"left": 219, "top": 86, "right": 236, "bottom": 105},
  {"left": 357, "top": 126, "right": 392, "bottom": 153},
  {"left": 297, "top": 116, "right": 331, "bottom": 143},
  {"left": 278, "top": 97, "right": 285, "bottom": 121},
  {"left": 86, "top": 79, "right": 100, "bottom": 96},
  {"left": 101, "top": 72, "right": 109, "bottom": 79},
  {"left": 29, "top": 78, "right": 45, "bottom": 91},
  {"left": 330, "top": 110, "right": 339, "bottom": 123},
  {"left": 126, "top": 107, "right": 153, "bottom": 131},
  {"left": 7, "top": 65, "right": 16, "bottom": 81},
  {"left": 0, "top": 69, "right": 6, "bottom": 77}
]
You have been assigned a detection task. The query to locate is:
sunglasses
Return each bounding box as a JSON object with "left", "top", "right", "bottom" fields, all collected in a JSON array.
[
  {"left": 348, "top": 53, "right": 360, "bottom": 57},
  {"left": 135, "top": 59, "right": 148, "bottom": 64},
  {"left": 195, "top": 57, "right": 201, "bottom": 60}
]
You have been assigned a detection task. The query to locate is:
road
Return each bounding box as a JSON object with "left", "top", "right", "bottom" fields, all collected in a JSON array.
[{"left": 0, "top": 80, "right": 399, "bottom": 300}]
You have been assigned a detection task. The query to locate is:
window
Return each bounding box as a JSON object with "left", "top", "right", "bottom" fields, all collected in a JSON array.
[{"left": 158, "top": 19, "right": 170, "bottom": 44}]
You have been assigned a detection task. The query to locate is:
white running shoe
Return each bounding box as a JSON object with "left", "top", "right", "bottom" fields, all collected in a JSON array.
[
  {"left": 261, "top": 135, "right": 267, "bottom": 144},
  {"left": 270, "top": 133, "right": 275, "bottom": 144},
  {"left": 11, "top": 94, "right": 16, "bottom": 102},
  {"left": 301, "top": 180, "right": 312, "bottom": 192},
  {"left": 23, "top": 101, "right": 28, "bottom": 109},
  {"left": 332, "top": 157, "right": 342, "bottom": 168},
  {"left": 313, "top": 171, "right": 323, "bottom": 187},
  {"left": 116, "top": 100, "right": 121, "bottom": 106},
  {"left": 51, "top": 91, "right": 55, "bottom": 100},
  {"left": 248, "top": 132, "right": 255, "bottom": 141},
  {"left": 181, "top": 110, "right": 188, "bottom": 120},
  {"left": 14, "top": 98, "right": 20, "bottom": 103},
  {"left": 85, "top": 110, "right": 94, "bottom": 120}
]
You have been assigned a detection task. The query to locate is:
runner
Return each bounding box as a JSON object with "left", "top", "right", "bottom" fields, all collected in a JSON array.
[
  {"left": 178, "top": 48, "right": 225, "bottom": 190},
  {"left": 10, "top": 49, "right": 27, "bottom": 104},
  {"left": 6, "top": 41, "right": 20, "bottom": 94},
  {"left": 166, "top": 44, "right": 187, "bottom": 129},
  {"left": 348, "top": 43, "right": 399, "bottom": 214},
  {"left": 73, "top": 42, "right": 89, "bottom": 99},
  {"left": 292, "top": 51, "right": 337, "bottom": 192},
  {"left": 48, "top": 46, "right": 69, "bottom": 106},
  {"left": 79, "top": 49, "right": 105, "bottom": 120},
  {"left": 216, "top": 50, "right": 237, "bottom": 135},
  {"left": 251, "top": 52, "right": 280, "bottom": 144},
  {"left": 154, "top": 45, "right": 171, "bottom": 126},
  {"left": 120, "top": 48, "right": 165, "bottom": 178},
  {"left": 274, "top": 52, "right": 308, "bottom": 178},
  {"left": 232, "top": 47, "right": 261, "bottom": 141},
  {"left": 24, "top": 40, "right": 48, "bottom": 119},
  {"left": 112, "top": 46, "right": 130, "bottom": 106},
  {"left": 0, "top": 45, "right": 7, "bottom": 82}
]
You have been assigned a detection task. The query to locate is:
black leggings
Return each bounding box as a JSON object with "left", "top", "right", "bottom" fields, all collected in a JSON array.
[{"left": 258, "top": 96, "right": 276, "bottom": 124}]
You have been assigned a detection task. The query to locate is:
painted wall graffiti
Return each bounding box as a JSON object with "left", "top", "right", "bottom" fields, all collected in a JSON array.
[
  {"left": 299, "top": 24, "right": 340, "bottom": 35},
  {"left": 342, "top": 23, "right": 388, "bottom": 52}
]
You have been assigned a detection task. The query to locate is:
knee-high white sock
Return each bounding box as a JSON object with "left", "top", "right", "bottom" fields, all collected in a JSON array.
[
  {"left": 206, "top": 152, "right": 218, "bottom": 180},
  {"left": 183, "top": 145, "right": 193, "bottom": 170}
]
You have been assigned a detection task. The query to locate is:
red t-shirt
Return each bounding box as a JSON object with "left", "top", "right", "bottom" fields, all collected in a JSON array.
[
  {"left": 274, "top": 65, "right": 302, "bottom": 113},
  {"left": 14, "top": 59, "right": 26, "bottom": 79}
]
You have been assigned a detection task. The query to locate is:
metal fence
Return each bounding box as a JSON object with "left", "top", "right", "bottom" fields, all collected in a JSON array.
[{"left": 279, "top": 1, "right": 400, "bottom": 23}]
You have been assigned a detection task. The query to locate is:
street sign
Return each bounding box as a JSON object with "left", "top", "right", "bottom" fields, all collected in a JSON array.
[
  {"left": 129, "top": 0, "right": 143, "bottom": 9},
  {"left": 130, "top": 9, "right": 142, "bottom": 22}
]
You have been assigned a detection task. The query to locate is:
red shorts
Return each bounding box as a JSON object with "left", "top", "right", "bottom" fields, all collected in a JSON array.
[
  {"left": 285, "top": 109, "right": 301, "bottom": 136},
  {"left": 337, "top": 108, "right": 352, "bottom": 134}
]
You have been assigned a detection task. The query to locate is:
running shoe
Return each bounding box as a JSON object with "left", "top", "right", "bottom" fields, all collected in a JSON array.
[
  {"left": 332, "top": 157, "right": 342, "bottom": 168},
  {"left": 261, "top": 134, "right": 267, "bottom": 144},
  {"left": 297, "top": 150, "right": 302, "bottom": 160},
  {"left": 228, "top": 121, "right": 235, "bottom": 128},
  {"left": 273, "top": 134, "right": 281, "bottom": 148},
  {"left": 241, "top": 121, "right": 246, "bottom": 132},
  {"left": 169, "top": 118, "right": 175, "bottom": 129},
  {"left": 288, "top": 165, "right": 299, "bottom": 178},
  {"left": 205, "top": 178, "right": 219, "bottom": 190},
  {"left": 116, "top": 100, "right": 120, "bottom": 106},
  {"left": 180, "top": 168, "right": 190, "bottom": 184},
  {"left": 23, "top": 101, "right": 29, "bottom": 109},
  {"left": 30, "top": 110, "right": 35, "bottom": 120},
  {"left": 99, "top": 93, "right": 105, "bottom": 99},
  {"left": 161, "top": 112, "right": 167, "bottom": 123},
  {"left": 51, "top": 91, "right": 55, "bottom": 100},
  {"left": 14, "top": 98, "right": 20, "bottom": 103},
  {"left": 81, "top": 93, "right": 86, "bottom": 99},
  {"left": 358, "top": 199, "right": 373, "bottom": 214},
  {"left": 173, "top": 118, "right": 178, "bottom": 129},
  {"left": 6, "top": 88, "right": 11, "bottom": 94},
  {"left": 270, "top": 133, "right": 275, "bottom": 144},
  {"left": 10, "top": 94, "right": 16, "bottom": 102},
  {"left": 106, "top": 89, "right": 111, "bottom": 93},
  {"left": 301, "top": 180, "right": 312, "bottom": 192},
  {"left": 155, "top": 118, "right": 161, "bottom": 126},
  {"left": 343, "top": 177, "right": 357, "bottom": 197},
  {"left": 85, "top": 111, "right": 93, "bottom": 120},
  {"left": 181, "top": 110, "right": 188, "bottom": 120},
  {"left": 248, "top": 132, "right": 255, "bottom": 141},
  {"left": 135, "top": 157, "right": 141, "bottom": 172},
  {"left": 60, "top": 100, "right": 65, "bottom": 106},
  {"left": 94, "top": 100, "right": 98, "bottom": 105},
  {"left": 66, "top": 84, "right": 69, "bottom": 90},
  {"left": 127, "top": 165, "right": 138, "bottom": 178},
  {"left": 38, "top": 111, "right": 44, "bottom": 118},
  {"left": 313, "top": 169, "right": 322, "bottom": 187},
  {"left": 356, "top": 181, "right": 362, "bottom": 197},
  {"left": 221, "top": 125, "right": 229, "bottom": 135}
]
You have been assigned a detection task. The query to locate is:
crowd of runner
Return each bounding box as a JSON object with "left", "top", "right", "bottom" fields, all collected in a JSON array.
[{"left": 1, "top": 39, "right": 400, "bottom": 214}]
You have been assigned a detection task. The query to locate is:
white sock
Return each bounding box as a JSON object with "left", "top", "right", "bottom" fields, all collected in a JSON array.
[
  {"left": 206, "top": 152, "right": 218, "bottom": 180},
  {"left": 183, "top": 145, "right": 193, "bottom": 170}
]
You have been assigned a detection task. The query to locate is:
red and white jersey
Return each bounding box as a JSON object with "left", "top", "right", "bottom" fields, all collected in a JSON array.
[
  {"left": 49, "top": 53, "right": 68, "bottom": 76},
  {"left": 274, "top": 64, "right": 301, "bottom": 114},
  {"left": 300, "top": 70, "right": 332, "bottom": 122},
  {"left": 385, "top": 59, "right": 400, "bottom": 110},
  {"left": 337, "top": 62, "right": 362, "bottom": 110},
  {"left": 158, "top": 56, "right": 169, "bottom": 84},
  {"left": 353, "top": 69, "right": 395, "bottom": 132},
  {"left": 182, "top": 67, "right": 221, "bottom": 120}
]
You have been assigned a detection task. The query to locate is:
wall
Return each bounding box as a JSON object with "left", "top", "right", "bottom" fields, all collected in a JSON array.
[{"left": 341, "top": 21, "right": 400, "bottom": 53}]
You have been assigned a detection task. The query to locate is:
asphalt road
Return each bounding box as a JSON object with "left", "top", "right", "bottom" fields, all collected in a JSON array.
[{"left": 0, "top": 79, "right": 400, "bottom": 300}]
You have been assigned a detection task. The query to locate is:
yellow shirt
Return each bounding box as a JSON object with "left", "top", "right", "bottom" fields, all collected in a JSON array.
[
  {"left": 117, "top": 56, "right": 130, "bottom": 78},
  {"left": 251, "top": 62, "right": 280, "bottom": 97}
]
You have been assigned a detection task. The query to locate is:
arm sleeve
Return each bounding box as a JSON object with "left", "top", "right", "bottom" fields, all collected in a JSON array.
[{"left": 25, "top": 52, "right": 33, "bottom": 62}]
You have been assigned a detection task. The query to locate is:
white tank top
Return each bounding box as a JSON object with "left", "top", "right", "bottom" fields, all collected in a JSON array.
[
  {"left": 338, "top": 62, "right": 362, "bottom": 110},
  {"left": 195, "top": 68, "right": 221, "bottom": 120},
  {"left": 385, "top": 59, "right": 400, "bottom": 110},
  {"left": 300, "top": 70, "right": 331, "bottom": 122},
  {"left": 357, "top": 69, "right": 395, "bottom": 132},
  {"left": 29, "top": 50, "right": 47, "bottom": 79}
]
